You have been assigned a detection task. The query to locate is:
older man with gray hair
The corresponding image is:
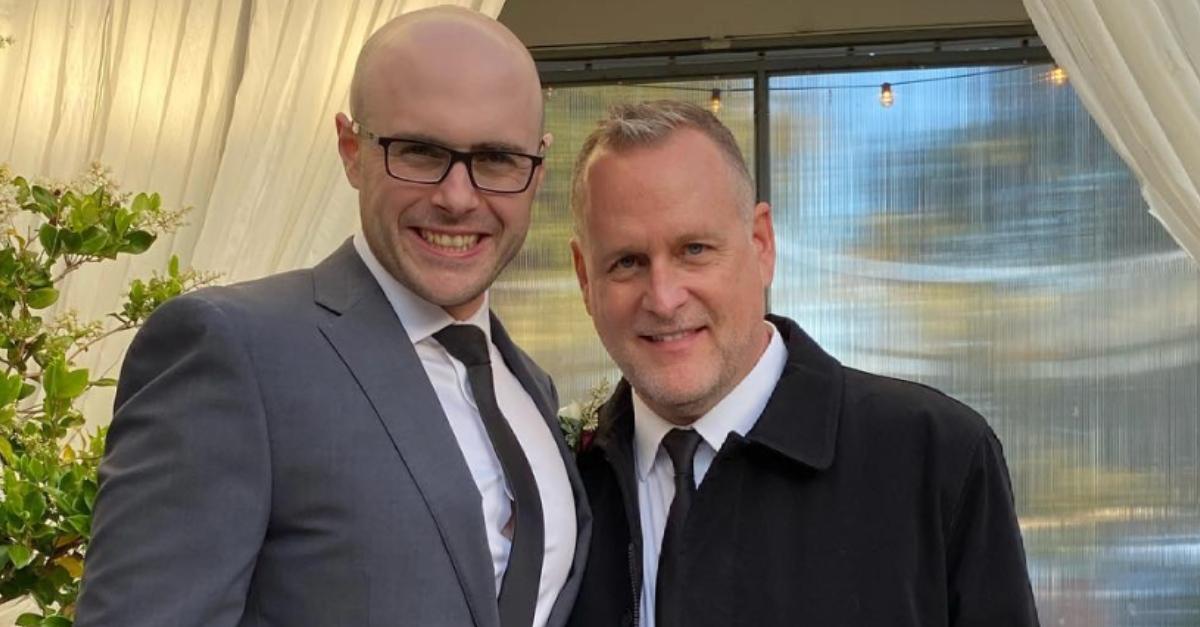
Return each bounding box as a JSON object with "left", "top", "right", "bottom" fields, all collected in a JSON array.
[{"left": 566, "top": 100, "right": 1038, "bottom": 627}]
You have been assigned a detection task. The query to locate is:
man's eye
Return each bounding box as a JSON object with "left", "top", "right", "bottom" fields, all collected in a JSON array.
[
  {"left": 397, "top": 144, "right": 443, "bottom": 158},
  {"left": 684, "top": 243, "right": 707, "bottom": 255},
  {"left": 476, "top": 152, "right": 519, "bottom": 166},
  {"left": 612, "top": 256, "right": 638, "bottom": 271}
]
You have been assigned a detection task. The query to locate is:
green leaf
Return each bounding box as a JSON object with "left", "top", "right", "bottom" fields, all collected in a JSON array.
[
  {"left": 15, "top": 613, "right": 43, "bottom": 627},
  {"left": 0, "top": 438, "right": 14, "bottom": 465},
  {"left": 43, "top": 362, "right": 90, "bottom": 400},
  {"left": 90, "top": 377, "right": 118, "bottom": 387},
  {"left": 59, "top": 368, "right": 90, "bottom": 399},
  {"left": 168, "top": 255, "right": 180, "bottom": 278},
  {"left": 38, "top": 225, "right": 61, "bottom": 257},
  {"left": 26, "top": 287, "right": 59, "bottom": 310},
  {"left": 18, "top": 382, "right": 36, "bottom": 399},
  {"left": 82, "top": 480, "right": 98, "bottom": 511},
  {"left": 73, "top": 195, "right": 100, "bottom": 228},
  {"left": 113, "top": 208, "right": 133, "bottom": 236},
  {"left": 40, "top": 616, "right": 73, "bottom": 627},
  {"left": 65, "top": 514, "right": 90, "bottom": 537},
  {"left": 24, "top": 490, "right": 47, "bottom": 522},
  {"left": 122, "top": 230, "right": 155, "bottom": 254},
  {"left": 58, "top": 230, "right": 82, "bottom": 254},
  {"left": 0, "top": 373, "right": 22, "bottom": 405},
  {"left": 7, "top": 543, "right": 34, "bottom": 568},
  {"left": 0, "top": 544, "right": 8, "bottom": 568},
  {"left": 31, "top": 186, "right": 58, "bottom": 216},
  {"left": 131, "top": 192, "right": 150, "bottom": 215},
  {"left": 78, "top": 226, "right": 108, "bottom": 255},
  {"left": 42, "top": 361, "right": 66, "bottom": 398}
]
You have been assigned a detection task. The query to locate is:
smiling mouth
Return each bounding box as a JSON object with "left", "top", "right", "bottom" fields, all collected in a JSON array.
[
  {"left": 643, "top": 328, "right": 702, "bottom": 343},
  {"left": 418, "top": 229, "right": 481, "bottom": 253}
]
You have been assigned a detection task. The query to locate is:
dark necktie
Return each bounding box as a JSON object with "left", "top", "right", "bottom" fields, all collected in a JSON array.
[
  {"left": 434, "top": 324, "right": 544, "bottom": 627},
  {"left": 656, "top": 428, "right": 703, "bottom": 627}
]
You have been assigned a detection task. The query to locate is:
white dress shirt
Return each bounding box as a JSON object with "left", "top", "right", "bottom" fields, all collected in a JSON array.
[
  {"left": 354, "top": 233, "right": 576, "bottom": 627},
  {"left": 633, "top": 322, "right": 787, "bottom": 627}
]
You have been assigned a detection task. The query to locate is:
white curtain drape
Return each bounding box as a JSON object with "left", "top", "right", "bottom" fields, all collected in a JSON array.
[
  {"left": 0, "top": 0, "right": 504, "bottom": 618},
  {"left": 1023, "top": 0, "right": 1200, "bottom": 262},
  {"left": 0, "top": 0, "right": 504, "bottom": 401}
]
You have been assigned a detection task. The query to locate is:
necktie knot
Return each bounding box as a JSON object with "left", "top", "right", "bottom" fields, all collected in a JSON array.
[
  {"left": 662, "top": 428, "right": 702, "bottom": 480},
  {"left": 434, "top": 324, "right": 491, "bottom": 367}
]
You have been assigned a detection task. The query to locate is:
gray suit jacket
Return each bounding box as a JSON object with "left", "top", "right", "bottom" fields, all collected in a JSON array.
[{"left": 77, "top": 241, "right": 592, "bottom": 627}]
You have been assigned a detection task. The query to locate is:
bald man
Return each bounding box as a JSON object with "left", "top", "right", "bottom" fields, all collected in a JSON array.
[{"left": 77, "top": 8, "right": 590, "bottom": 627}]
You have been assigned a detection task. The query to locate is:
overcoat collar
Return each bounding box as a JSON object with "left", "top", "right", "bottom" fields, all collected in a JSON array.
[{"left": 595, "top": 314, "right": 844, "bottom": 471}]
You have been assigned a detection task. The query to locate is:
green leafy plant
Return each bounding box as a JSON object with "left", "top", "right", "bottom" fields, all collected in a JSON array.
[{"left": 0, "top": 163, "right": 213, "bottom": 625}]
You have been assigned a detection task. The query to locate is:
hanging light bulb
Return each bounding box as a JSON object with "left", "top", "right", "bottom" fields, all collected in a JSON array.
[
  {"left": 879, "top": 82, "right": 894, "bottom": 108},
  {"left": 710, "top": 88, "right": 723, "bottom": 114},
  {"left": 1049, "top": 65, "right": 1068, "bottom": 86}
]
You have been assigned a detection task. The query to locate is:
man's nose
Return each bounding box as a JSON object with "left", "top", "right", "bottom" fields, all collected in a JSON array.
[
  {"left": 642, "top": 263, "right": 689, "bottom": 318},
  {"left": 431, "top": 162, "right": 480, "bottom": 214}
]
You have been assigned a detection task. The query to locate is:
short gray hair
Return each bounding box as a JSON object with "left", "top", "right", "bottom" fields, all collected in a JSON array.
[{"left": 569, "top": 100, "right": 755, "bottom": 238}]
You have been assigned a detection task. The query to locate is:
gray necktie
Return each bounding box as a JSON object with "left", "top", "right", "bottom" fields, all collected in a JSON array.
[{"left": 434, "top": 324, "right": 544, "bottom": 627}]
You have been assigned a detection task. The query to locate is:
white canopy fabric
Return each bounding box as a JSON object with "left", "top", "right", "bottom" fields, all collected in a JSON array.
[{"left": 0, "top": 0, "right": 504, "bottom": 617}]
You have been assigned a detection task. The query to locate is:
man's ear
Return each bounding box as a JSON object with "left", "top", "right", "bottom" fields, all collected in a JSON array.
[
  {"left": 528, "top": 132, "right": 555, "bottom": 196},
  {"left": 335, "top": 112, "right": 362, "bottom": 189},
  {"left": 570, "top": 237, "right": 593, "bottom": 317},
  {"left": 751, "top": 201, "right": 777, "bottom": 289}
]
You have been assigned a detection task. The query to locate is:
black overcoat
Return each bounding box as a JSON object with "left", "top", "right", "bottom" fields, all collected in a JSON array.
[{"left": 568, "top": 315, "right": 1039, "bottom": 627}]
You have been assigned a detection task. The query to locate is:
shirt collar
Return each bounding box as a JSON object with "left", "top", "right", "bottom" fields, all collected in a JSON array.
[
  {"left": 632, "top": 321, "right": 788, "bottom": 480},
  {"left": 352, "top": 229, "right": 492, "bottom": 343}
]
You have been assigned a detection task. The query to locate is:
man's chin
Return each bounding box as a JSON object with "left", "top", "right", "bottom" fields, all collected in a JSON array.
[{"left": 630, "top": 375, "right": 717, "bottom": 422}]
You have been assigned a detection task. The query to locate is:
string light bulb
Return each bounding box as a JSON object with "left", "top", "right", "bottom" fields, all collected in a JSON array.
[
  {"left": 879, "top": 82, "right": 894, "bottom": 108},
  {"left": 710, "top": 88, "right": 722, "bottom": 114},
  {"left": 1049, "top": 65, "right": 1068, "bottom": 86}
]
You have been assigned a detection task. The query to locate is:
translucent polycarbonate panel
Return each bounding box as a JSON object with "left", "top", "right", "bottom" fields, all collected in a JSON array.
[
  {"left": 493, "top": 78, "right": 755, "bottom": 403},
  {"left": 771, "top": 65, "right": 1200, "bottom": 625}
]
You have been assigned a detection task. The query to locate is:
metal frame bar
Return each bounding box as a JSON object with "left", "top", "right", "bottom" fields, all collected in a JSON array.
[
  {"left": 529, "top": 24, "right": 1039, "bottom": 62},
  {"left": 539, "top": 46, "right": 1052, "bottom": 86}
]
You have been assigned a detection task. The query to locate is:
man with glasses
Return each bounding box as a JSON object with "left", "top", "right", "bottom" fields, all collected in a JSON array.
[{"left": 78, "top": 7, "right": 588, "bottom": 627}]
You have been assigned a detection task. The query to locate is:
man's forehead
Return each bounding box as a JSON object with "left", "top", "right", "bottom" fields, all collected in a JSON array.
[
  {"left": 355, "top": 24, "right": 542, "bottom": 146},
  {"left": 361, "top": 12, "right": 537, "bottom": 93}
]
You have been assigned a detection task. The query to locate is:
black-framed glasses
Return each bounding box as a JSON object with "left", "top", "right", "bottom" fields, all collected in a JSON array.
[{"left": 352, "top": 122, "right": 544, "bottom": 194}]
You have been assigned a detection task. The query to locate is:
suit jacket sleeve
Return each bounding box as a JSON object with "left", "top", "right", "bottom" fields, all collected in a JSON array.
[
  {"left": 77, "top": 293, "right": 271, "bottom": 627},
  {"left": 946, "top": 430, "right": 1040, "bottom": 626}
]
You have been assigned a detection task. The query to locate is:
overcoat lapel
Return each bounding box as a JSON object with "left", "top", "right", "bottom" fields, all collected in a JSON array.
[{"left": 312, "top": 242, "right": 499, "bottom": 627}]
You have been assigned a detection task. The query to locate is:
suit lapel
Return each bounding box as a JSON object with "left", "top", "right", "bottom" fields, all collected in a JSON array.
[
  {"left": 489, "top": 314, "right": 593, "bottom": 627},
  {"left": 313, "top": 242, "right": 499, "bottom": 627}
]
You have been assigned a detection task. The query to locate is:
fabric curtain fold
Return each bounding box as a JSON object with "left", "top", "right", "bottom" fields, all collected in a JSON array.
[{"left": 0, "top": 0, "right": 504, "bottom": 450}]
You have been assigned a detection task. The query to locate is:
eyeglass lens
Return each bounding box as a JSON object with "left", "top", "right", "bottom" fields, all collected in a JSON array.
[{"left": 385, "top": 140, "right": 535, "bottom": 192}]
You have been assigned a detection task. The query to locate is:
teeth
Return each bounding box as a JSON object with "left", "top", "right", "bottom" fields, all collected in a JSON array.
[
  {"left": 651, "top": 330, "right": 692, "bottom": 342},
  {"left": 420, "top": 230, "right": 479, "bottom": 252}
]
